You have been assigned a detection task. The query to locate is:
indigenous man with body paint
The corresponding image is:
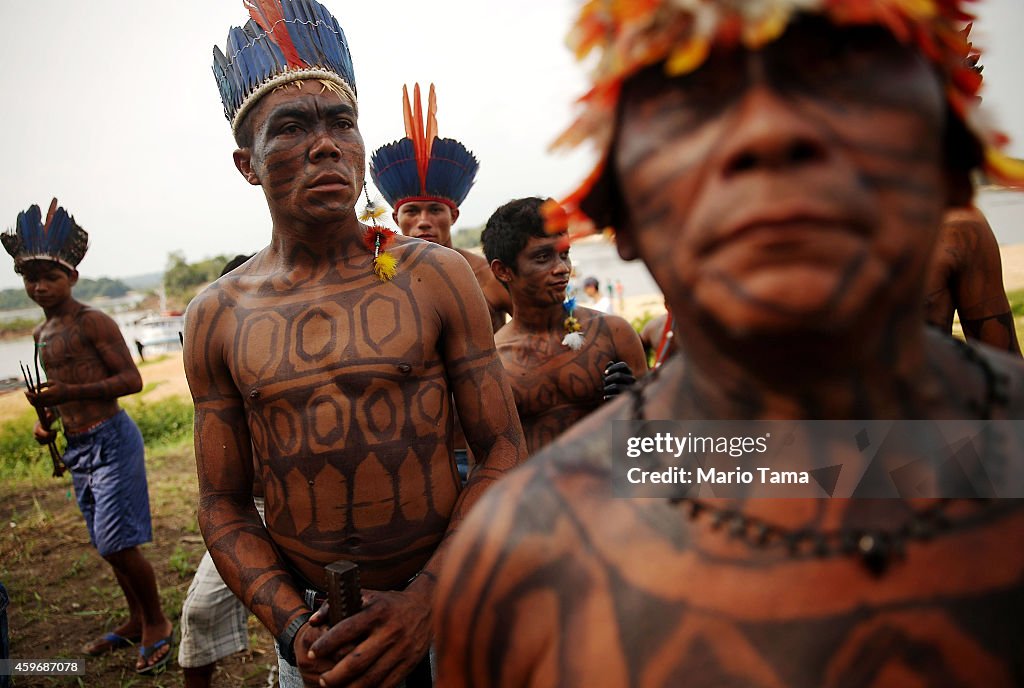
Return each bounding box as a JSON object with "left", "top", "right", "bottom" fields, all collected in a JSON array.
[
  {"left": 189, "top": 3, "right": 526, "bottom": 687},
  {"left": 370, "top": 83, "right": 513, "bottom": 334},
  {"left": 924, "top": 43, "right": 1020, "bottom": 356},
  {"left": 435, "top": 2, "right": 1024, "bottom": 686},
  {"left": 2, "top": 201, "right": 174, "bottom": 674},
  {"left": 482, "top": 197, "right": 647, "bottom": 455},
  {"left": 926, "top": 205, "right": 1021, "bottom": 355}
]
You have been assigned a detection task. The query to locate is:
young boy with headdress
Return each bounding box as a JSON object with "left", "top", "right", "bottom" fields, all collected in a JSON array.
[
  {"left": 435, "top": 1, "right": 1024, "bottom": 685},
  {"left": 194, "top": 2, "right": 526, "bottom": 686},
  {"left": 2, "top": 200, "right": 173, "bottom": 674}
]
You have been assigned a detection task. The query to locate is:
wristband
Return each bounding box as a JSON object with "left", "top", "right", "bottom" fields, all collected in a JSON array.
[{"left": 276, "top": 611, "right": 313, "bottom": 666}]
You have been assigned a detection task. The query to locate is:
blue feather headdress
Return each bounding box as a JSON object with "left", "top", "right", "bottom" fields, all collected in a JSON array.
[
  {"left": 369, "top": 84, "right": 479, "bottom": 211},
  {"left": 2, "top": 199, "right": 89, "bottom": 274},
  {"left": 213, "top": 0, "right": 357, "bottom": 134}
]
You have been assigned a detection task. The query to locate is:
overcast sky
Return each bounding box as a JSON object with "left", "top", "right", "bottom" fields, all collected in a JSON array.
[{"left": 0, "top": 0, "right": 1021, "bottom": 290}]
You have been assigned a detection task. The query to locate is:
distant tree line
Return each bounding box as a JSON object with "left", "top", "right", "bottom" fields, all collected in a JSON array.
[
  {"left": 0, "top": 276, "right": 131, "bottom": 311},
  {"left": 164, "top": 251, "right": 234, "bottom": 307}
]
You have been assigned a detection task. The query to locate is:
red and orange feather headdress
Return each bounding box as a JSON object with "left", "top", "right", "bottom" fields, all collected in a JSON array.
[{"left": 547, "top": 0, "right": 1024, "bottom": 233}]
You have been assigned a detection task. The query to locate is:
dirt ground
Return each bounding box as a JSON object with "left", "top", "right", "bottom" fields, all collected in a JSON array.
[{"left": 0, "top": 445, "right": 278, "bottom": 688}]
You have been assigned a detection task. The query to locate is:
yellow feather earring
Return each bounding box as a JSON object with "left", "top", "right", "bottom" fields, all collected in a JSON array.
[
  {"left": 372, "top": 232, "right": 398, "bottom": 281},
  {"left": 360, "top": 185, "right": 398, "bottom": 281}
]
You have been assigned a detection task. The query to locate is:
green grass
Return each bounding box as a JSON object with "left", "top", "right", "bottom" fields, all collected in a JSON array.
[
  {"left": 123, "top": 395, "right": 194, "bottom": 448},
  {"left": 631, "top": 310, "right": 655, "bottom": 336},
  {"left": 168, "top": 543, "right": 196, "bottom": 579},
  {"left": 0, "top": 407, "right": 60, "bottom": 481},
  {"left": 1008, "top": 288, "right": 1024, "bottom": 318},
  {"left": 1004, "top": 289, "right": 1024, "bottom": 345},
  {"left": 0, "top": 396, "right": 194, "bottom": 482}
]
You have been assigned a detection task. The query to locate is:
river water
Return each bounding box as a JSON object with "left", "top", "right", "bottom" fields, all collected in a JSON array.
[{"left": 0, "top": 313, "right": 176, "bottom": 386}]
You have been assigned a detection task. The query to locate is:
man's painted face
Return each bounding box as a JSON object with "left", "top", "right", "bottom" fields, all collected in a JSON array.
[
  {"left": 613, "top": 18, "right": 949, "bottom": 339},
  {"left": 20, "top": 260, "right": 75, "bottom": 309},
  {"left": 241, "top": 80, "right": 365, "bottom": 225},
  {"left": 508, "top": 234, "right": 572, "bottom": 306},
  {"left": 395, "top": 201, "right": 457, "bottom": 247}
]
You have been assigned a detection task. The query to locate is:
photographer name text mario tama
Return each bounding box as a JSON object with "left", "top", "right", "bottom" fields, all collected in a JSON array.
[{"left": 627, "top": 466, "right": 809, "bottom": 486}]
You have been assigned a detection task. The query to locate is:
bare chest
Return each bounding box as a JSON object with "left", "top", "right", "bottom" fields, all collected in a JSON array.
[
  {"left": 550, "top": 498, "right": 1024, "bottom": 687},
  {"left": 37, "top": 324, "right": 104, "bottom": 382},
  {"left": 227, "top": 284, "right": 437, "bottom": 369},
  {"left": 498, "top": 333, "right": 612, "bottom": 418},
  {"left": 222, "top": 288, "right": 445, "bottom": 426}
]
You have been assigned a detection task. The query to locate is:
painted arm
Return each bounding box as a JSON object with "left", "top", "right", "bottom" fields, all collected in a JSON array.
[
  {"left": 602, "top": 314, "right": 651, "bottom": 399},
  {"left": 439, "top": 250, "right": 529, "bottom": 533},
  {"left": 183, "top": 290, "right": 310, "bottom": 644},
  {"left": 950, "top": 209, "right": 1021, "bottom": 356},
  {"left": 343, "top": 251, "right": 526, "bottom": 582},
  {"left": 434, "top": 466, "right": 559, "bottom": 687}
]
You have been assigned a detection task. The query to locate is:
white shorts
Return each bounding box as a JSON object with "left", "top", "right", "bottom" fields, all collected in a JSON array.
[{"left": 177, "top": 497, "right": 265, "bottom": 668}]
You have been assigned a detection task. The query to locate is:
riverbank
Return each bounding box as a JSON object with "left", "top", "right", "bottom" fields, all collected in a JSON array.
[
  {"left": 0, "top": 318, "right": 39, "bottom": 341},
  {"left": 1000, "top": 244, "right": 1024, "bottom": 291}
]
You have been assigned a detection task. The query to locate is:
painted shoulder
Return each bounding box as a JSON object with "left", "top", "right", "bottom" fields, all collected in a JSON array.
[{"left": 77, "top": 303, "right": 118, "bottom": 329}]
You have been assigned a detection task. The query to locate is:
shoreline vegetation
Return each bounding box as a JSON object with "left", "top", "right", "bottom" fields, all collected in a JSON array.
[{"left": 0, "top": 316, "right": 39, "bottom": 340}]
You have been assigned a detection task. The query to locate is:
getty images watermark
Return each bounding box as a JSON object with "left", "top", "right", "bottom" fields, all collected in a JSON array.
[{"left": 612, "top": 420, "right": 1024, "bottom": 499}]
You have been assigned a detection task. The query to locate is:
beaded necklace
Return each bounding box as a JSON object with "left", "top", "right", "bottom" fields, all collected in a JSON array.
[{"left": 628, "top": 339, "right": 1011, "bottom": 576}]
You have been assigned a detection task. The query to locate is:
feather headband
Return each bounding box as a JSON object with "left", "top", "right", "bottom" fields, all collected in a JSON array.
[
  {"left": 213, "top": 0, "right": 357, "bottom": 134},
  {"left": 369, "top": 83, "right": 480, "bottom": 211},
  {"left": 2, "top": 199, "right": 89, "bottom": 274},
  {"left": 548, "top": 0, "right": 1024, "bottom": 232}
]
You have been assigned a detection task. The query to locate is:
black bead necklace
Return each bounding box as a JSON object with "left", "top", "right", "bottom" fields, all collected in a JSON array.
[{"left": 629, "top": 340, "right": 1010, "bottom": 577}]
